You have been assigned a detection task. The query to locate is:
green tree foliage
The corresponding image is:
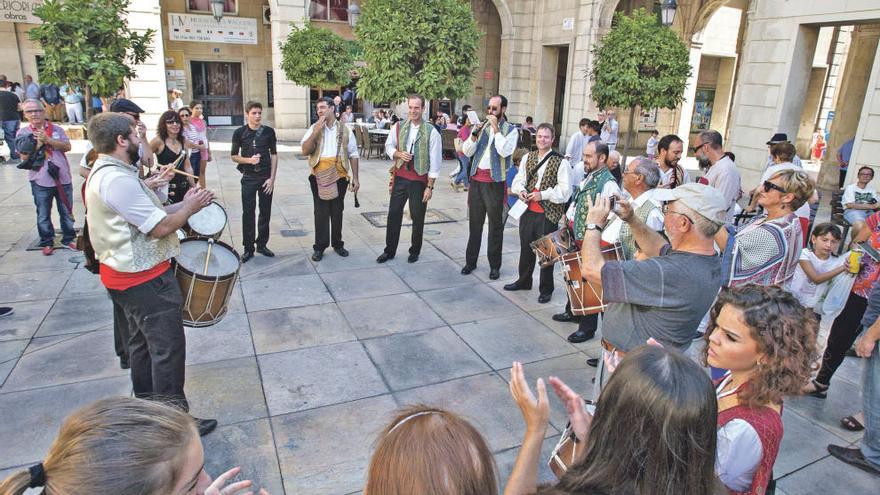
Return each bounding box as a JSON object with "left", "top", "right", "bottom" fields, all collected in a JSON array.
[
  {"left": 355, "top": 0, "right": 481, "bottom": 103},
  {"left": 30, "top": 0, "right": 154, "bottom": 113},
  {"left": 589, "top": 9, "right": 690, "bottom": 159},
  {"left": 279, "top": 21, "right": 355, "bottom": 89}
]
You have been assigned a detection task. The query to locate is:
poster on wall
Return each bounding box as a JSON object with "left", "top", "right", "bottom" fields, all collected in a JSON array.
[
  {"left": 165, "top": 70, "right": 186, "bottom": 91},
  {"left": 638, "top": 108, "right": 657, "bottom": 131},
  {"left": 0, "top": 0, "right": 43, "bottom": 23},
  {"left": 691, "top": 88, "right": 715, "bottom": 132},
  {"left": 168, "top": 13, "right": 257, "bottom": 45}
]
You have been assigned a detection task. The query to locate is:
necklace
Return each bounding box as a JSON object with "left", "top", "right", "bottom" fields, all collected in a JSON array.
[{"left": 716, "top": 372, "right": 747, "bottom": 400}]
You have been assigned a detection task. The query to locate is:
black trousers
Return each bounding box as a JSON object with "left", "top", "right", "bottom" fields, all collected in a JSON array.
[
  {"left": 112, "top": 295, "right": 129, "bottom": 366},
  {"left": 816, "top": 292, "right": 868, "bottom": 386},
  {"left": 384, "top": 176, "right": 427, "bottom": 256},
  {"left": 309, "top": 175, "right": 348, "bottom": 251},
  {"left": 107, "top": 269, "right": 188, "bottom": 411},
  {"left": 466, "top": 180, "right": 505, "bottom": 269},
  {"left": 517, "top": 210, "right": 556, "bottom": 295},
  {"left": 241, "top": 174, "right": 273, "bottom": 253}
]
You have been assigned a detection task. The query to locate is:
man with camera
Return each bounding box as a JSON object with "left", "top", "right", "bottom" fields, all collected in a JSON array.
[{"left": 17, "top": 99, "right": 75, "bottom": 255}]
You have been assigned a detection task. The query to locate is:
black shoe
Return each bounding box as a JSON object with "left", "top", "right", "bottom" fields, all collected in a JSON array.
[
  {"left": 827, "top": 445, "right": 880, "bottom": 476},
  {"left": 504, "top": 281, "right": 532, "bottom": 291},
  {"left": 461, "top": 265, "right": 475, "bottom": 275},
  {"left": 552, "top": 311, "right": 574, "bottom": 323},
  {"left": 377, "top": 252, "right": 394, "bottom": 263},
  {"left": 567, "top": 329, "right": 596, "bottom": 343},
  {"left": 334, "top": 247, "right": 349, "bottom": 257},
  {"left": 240, "top": 251, "right": 254, "bottom": 263},
  {"left": 489, "top": 268, "right": 500, "bottom": 280},
  {"left": 586, "top": 358, "right": 599, "bottom": 367},
  {"left": 195, "top": 417, "right": 218, "bottom": 437},
  {"left": 311, "top": 250, "right": 324, "bottom": 262},
  {"left": 256, "top": 246, "right": 275, "bottom": 257},
  {"left": 0, "top": 307, "right": 13, "bottom": 318},
  {"left": 538, "top": 293, "right": 552, "bottom": 304},
  {"left": 408, "top": 253, "right": 419, "bottom": 263}
]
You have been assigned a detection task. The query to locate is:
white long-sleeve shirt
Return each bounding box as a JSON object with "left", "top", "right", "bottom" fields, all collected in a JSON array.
[
  {"left": 300, "top": 123, "right": 359, "bottom": 159},
  {"left": 461, "top": 123, "right": 518, "bottom": 170},
  {"left": 510, "top": 152, "right": 572, "bottom": 204},
  {"left": 384, "top": 121, "right": 442, "bottom": 178}
]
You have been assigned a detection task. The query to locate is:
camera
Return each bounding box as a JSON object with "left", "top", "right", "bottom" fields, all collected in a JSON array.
[{"left": 15, "top": 134, "right": 45, "bottom": 171}]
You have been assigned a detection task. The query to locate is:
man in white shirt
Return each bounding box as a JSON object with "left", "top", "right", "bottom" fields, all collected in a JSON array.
[
  {"left": 602, "top": 110, "right": 619, "bottom": 152},
  {"left": 601, "top": 157, "right": 664, "bottom": 260},
  {"left": 505, "top": 123, "right": 571, "bottom": 302},
  {"left": 461, "top": 94, "right": 519, "bottom": 280},
  {"left": 566, "top": 118, "right": 592, "bottom": 193},
  {"left": 300, "top": 97, "right": 360, "bottom": 261},
  {"left": 657, "top": 134, "right": 689, "bottom": 188},
  {"left": 694, "top": 130, "right": 741, "bottom": 223},
  {"left": 378, "top": 94, "right": 442, "bottom": 264}
]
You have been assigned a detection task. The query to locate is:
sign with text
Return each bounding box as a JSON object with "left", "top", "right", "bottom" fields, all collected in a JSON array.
[
  {"left": 168, "top": 13, "right": 257, "bottom": 45},
  {"left": 0, "top": 0, "right": 43, "bottom": 24}
]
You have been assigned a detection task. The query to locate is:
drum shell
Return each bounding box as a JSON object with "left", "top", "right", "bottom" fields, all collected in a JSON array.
[
  {"left": 561, "top": 243, "right": 622, "bottom": 316},
  {"left": 173, "top": 238, "right": 240, "bottom": 327},
  {"left": 530, "top": 227, "right": 574, "bottom": 268}
]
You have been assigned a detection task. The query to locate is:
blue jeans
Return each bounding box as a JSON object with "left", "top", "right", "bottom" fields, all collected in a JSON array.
[
  {"left": 863, "top": 344, "right": 880, "bottom": 468},
  {"left": 190, "top": 151, "right": 201, "bottom": 177},
  {"left": 3, "top": 120, "right": 20, "bottom": 159},
  {"left": 454, "top": 155, "right": 470, "bottom": 187},
  {"left": 31, "top": 182, "right": 76, "bottom": 246}
]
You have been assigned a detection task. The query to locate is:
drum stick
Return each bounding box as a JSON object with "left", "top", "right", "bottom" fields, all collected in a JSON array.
[
  {"left": 203, "top": 239, "right": 214, "bottom": 275},
  {"left": 172, "top": 168, "right": 199, "bottom": 180}
]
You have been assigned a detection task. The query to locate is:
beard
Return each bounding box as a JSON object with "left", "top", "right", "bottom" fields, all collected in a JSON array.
[
  {"left": 698, "top": 156, "right": 712, "bottom": 171},
  {"left": 662, "top": 156, "right": 678, "bottom": 169},
  {"left": 127, "top": 141, "right": 139, "bottom": 164}
]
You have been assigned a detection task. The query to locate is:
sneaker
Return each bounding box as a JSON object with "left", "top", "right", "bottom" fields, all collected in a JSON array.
[
  {"left": 41, "top": 246, "right": 54, "bottom": 256},
  {"left": 0, "top": 307, "right": 13, "bottom": 318},
  {"left": 66, "top": 242, "right": 78, "bottom": 251}
]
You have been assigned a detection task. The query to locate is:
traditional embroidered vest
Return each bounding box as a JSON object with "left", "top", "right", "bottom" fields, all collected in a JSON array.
[
  {"left": 85, "top": 155, "right": 179, "bottom": 272},
  {"left": 572, "top": 166, "right": 615, "bottom": 240},
  {"left": 525, "top": 150, "right": 566, "bottom": 224},
  {"left": 717, "top": 401, "right": 783, "bottom": 495},
  {"left": 307, "top": 123, "right": 351, "bottom": 177},
  {"left": 618, "top": 197, "right": 661, "bottom": 260},
  {"left": 396, "top": 119, "right": 431, "bottom": 175},
  {"left": 469, "top": 119, "right": 515, "bottom": 182}
]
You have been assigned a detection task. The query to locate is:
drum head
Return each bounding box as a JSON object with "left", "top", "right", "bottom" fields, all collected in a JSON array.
[
  {"left": 177, "top": 239, "right": 239, "bottom": 277},
  {"left": 187, "top": 202, "right": 227, "bottom": 237}
]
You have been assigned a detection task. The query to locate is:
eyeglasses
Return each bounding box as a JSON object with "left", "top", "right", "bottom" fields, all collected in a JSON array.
[
  {"left": 24, "top": 109, "right": 43, "bottom": 113},
  {"left": 690, "top": 142, "right": 706, "bottom": 153},
  {"left": 486, "top": 106, "right": 498, "bottom": 111},
  {"left": 166, "top": 120, "right": 181, "bottom": 125},
  {"left": 179, "top": 113, "right": 191, "bottom": 117},
  {"left": 124, "top": 112, "right": 140, "bottom": 121},
  {"left": 762, "top": 180, "right": 786, "bottom": 194},
  {"left": 662, "top": 202, "right": 694, "bottom": 224}
]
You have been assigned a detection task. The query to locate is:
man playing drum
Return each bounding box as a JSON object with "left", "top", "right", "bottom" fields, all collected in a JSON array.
[
  {"left": 84, "top": 113, "right": 218, "bottom": 437},
  {"left": 578, "top": 183, "right": 725, "bottom": 397},
  {"left": 555, "top": 141, "right": 620, "bottom": 343},
  {"left": 600, "top": 156, "right": 664, "bottom": 261},
  {"left": 377, "top": 94, "right": 442, "bottom": 264},
  {"left": 504, "top": 123, "right": 570, "bottom": 303}
]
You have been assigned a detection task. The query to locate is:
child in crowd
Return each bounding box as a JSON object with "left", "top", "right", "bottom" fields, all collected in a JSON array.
[
  {"left": 786, "top": 223, "right": 847, "bottom": 319},
  {"left": 646, "top": 129, "right": 659, "bottom": 160}
]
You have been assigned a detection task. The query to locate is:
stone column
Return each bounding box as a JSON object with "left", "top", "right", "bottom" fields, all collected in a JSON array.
[
  {"left": 126, "top": 0, "right": 171, "bottom": 131},
  {"left": 270, "top": 0, "right": 309, "bottom": 140},
  {"left": 676, "top": 39, "right": 704, "bottom": 153}
]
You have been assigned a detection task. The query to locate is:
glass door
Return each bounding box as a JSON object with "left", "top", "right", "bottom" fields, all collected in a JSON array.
[{"left": 191, "top": 61, "right": 244, "bottom": 126}]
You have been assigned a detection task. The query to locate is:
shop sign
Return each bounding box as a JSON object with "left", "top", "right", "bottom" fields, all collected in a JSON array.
[
  {"left": 168, "top": 13, "right": 257, "bottom": 45},
  {"left": 0, "top": 0, "right": 43, "bottom": 24}
]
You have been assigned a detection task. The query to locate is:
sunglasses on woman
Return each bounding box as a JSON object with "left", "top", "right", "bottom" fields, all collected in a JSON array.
[{"left": 763, "top": 181, "right": 786, "bottom": 193}]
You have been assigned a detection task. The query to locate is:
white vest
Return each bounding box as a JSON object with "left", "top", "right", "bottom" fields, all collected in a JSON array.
[{"left": 85, "top": 155, "right": 179, "bottom": 272}]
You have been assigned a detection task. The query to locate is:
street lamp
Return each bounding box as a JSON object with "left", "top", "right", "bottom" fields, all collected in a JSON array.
[
  {"left": 348, "top": 3, "right": 360, "bottom": 28},
  {"left": 210, "top": 0, "right": 225, "bottom": 22},
  {"left": 660, "top": 0, "right": 677, "bottom": 27}
]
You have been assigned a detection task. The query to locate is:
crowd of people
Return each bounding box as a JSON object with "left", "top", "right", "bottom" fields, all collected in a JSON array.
[{"left": 2, "top": 92, "right": 879, "bottom": 494}]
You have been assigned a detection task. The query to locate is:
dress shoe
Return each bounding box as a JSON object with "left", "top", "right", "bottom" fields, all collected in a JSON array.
[
  {"left": 256, "top": 246, "right": 275, "bottom": 257},
  {"left": 311, "top": 250, "right": 324, "bottom": 262},
  {"left": 504, "top": 281, "right": 532, "bottom": 291},
  {"left": 194, "top": 417, "right": 218, "bottom": 437},
  {"left": 567, "top": 328, "right": 596, "bottom": 343},
  {"left": 586, "top": 358, "right": 599, "bottom": 367},
  {"left": 334, "top": 247, "right": 350, "bottom": 257},
  {"left": 41, "top": 246, "right": 54, "bottom": 256},
  {"left": 408, "top": 253, "right": 419, "bottom": 263},
  {"left": 376, "top": 252, "right": 394, "bottom": 263},
  {"left": 240, "top": 251, "right": 254, "bottom": 263},
  {"left": 489, "top": 268, "right": 500, "bottom": 280},
  {"left": 461, "top": 265, "right": 476, "bottom": 275},
  {"left": 552, "top": 311, "right": 574, "bottom": 323},
  {"left": 538, "top": 293, "right": 552, "bottom": 304},
  {"left": 827, "top": 445, "right": 880, "bottom": 476}
]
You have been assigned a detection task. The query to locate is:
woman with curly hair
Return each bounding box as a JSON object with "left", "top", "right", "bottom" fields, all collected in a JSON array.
[{"left": 704, "top": 284, "right": 818, "bottom": 494}]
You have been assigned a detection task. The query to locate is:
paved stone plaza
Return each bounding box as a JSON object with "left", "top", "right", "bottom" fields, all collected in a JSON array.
[{"left": 0, "top": 147, "right": 877, "bottom": 494}]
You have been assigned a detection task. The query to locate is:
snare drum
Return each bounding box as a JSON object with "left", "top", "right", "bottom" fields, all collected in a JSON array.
[
  {"left": 560, "top": 242, "right": 623, "bottom": 315},
  {"left": 185, "top": 201, "right": 227, "bottom": 240},
  {"left": 530, "top": 227, "right": 574, "bottom": 268},
  {"left": 173, "top": 238, "right": 240, "bottom": 327}
]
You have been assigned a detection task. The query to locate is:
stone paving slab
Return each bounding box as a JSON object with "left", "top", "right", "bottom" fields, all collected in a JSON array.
[
  {"left": 0, "top": 299, "right": 53, "bottom": 342},
  {"left": 34, "top": 293, "right": 113, "bottom": 338},
  {"left": 337, "top": 292, "right": 445, "bottom": 339},
  {"left": 248, "top": 302, "right": 357, "bottom": 354}
]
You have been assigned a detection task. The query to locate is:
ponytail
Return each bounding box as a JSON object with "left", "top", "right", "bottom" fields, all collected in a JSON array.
[{"left": 0, "top": 470, "right": 33, "bottom": 495}]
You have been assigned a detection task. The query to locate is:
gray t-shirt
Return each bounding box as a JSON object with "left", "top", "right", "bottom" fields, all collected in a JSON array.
[{"left": 600, "top": 245, "right": 722, "bottom": 352}]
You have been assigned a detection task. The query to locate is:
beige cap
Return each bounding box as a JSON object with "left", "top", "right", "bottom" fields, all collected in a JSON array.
[{"left": 652, "top": 183, "right": 728, "bottom": 225}]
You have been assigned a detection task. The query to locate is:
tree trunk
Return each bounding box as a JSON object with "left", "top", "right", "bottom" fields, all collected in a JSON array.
[
  {"left": 83, "top": 86, "right": 92, "bottom": 123},
  {"left": 621, "top": 105, "right": 638, "bottom": 166}
]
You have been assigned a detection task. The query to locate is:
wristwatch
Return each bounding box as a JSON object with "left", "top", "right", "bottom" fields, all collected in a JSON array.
[{"left": 585, "top": 223, "right": 603, "bottom": 232}]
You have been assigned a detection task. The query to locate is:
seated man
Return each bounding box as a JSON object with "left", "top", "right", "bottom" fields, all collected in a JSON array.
[{"left": 578, "top": 183, "right": 726, "bottom": 397}]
